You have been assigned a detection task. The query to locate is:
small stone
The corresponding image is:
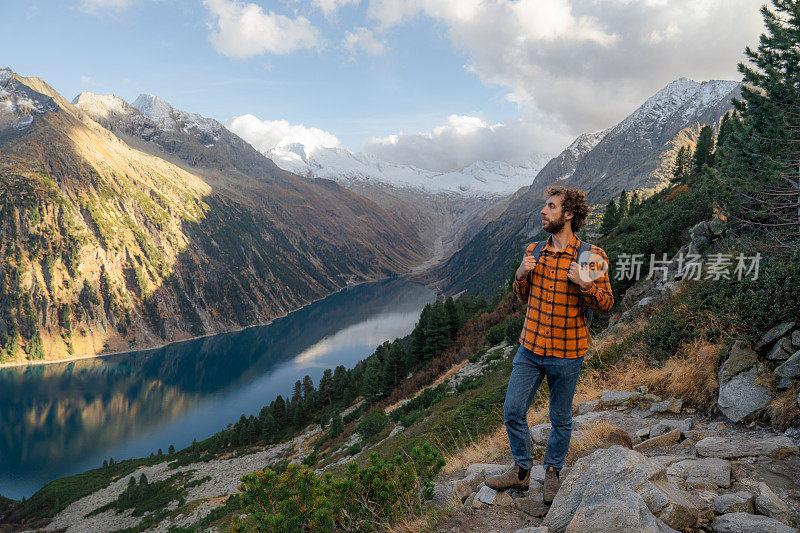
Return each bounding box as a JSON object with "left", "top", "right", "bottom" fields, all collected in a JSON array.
[
  {"left": 636, "top": 427, "right": 651, "bottom": 440},
  {"left": 463, "top": 492, "right": 475, "bottom": 508},
  {"left": 476, "top": 485, "right": 499, "bottom": 505},
  {"left": 713, "top": 492, "right": 754, "bottom": 515},
  {"left": 633, "top": 428, "right": 681, "bottom": 450},
  {"left": 513, "top": 527, "right": 549, "bottom": 533},
  {"left": 616, "top": 405, "right": 627, "bottom": 411},
  {"left": 768, "top": 338, "right": 795, "bottom": 362},
  {"left": 775, "top": 350, "right": 800, "bottom": 378},
  {"left": 755, "top": 321, "right": 796, "bottom": 351},
  {"left": 650, "top": 398, "right": 684, "bottom": 414},
  {"left": 576, "top": 399, "right": 599, "bottom": 415},
  {"left": 530, "top": 423, "right": 551, "bottom": 446},
  {"left": 712, "top": 512, "right": 796, "bottom": 533},
  {"left": 450, "top": 471, "right": 485, "bottom": 502},
  {"left": 599, "top": 390, "right": 641, "bottom": 407},
  {"left": 641, "top": 393, "right": 663, "bottom": 402},
  {"left": 630, "top": 407, "right": 652, "bottom": 419},
  {"left": 754, "top": 482, "right": 790, "bottom": 525},
  {"left": 717, "top": 368, "right": 772, "bottom": 423},
  {"left": 637, "top": 385, "right": 650, "bottom": 394},
  {"left": 792, "top": 330, "right": 800, "bottom": 349},
  {"left": 777, "top": 377, "right": 794, "bottom": 391},
  {"left": 650, "top": 423, "right": 669, "bottom": 438},
  {"left": 514, "top": 495, "right": 549, "bottom": 517}
]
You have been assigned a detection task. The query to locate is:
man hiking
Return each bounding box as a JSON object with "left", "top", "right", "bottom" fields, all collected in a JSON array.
[{"left": 486, "top": 185, "right": 614, "bottom": 505}]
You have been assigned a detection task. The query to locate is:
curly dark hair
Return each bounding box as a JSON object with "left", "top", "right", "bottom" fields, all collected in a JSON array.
[{"left": 545, "top": 185, "right": 589, "bottom": 232}]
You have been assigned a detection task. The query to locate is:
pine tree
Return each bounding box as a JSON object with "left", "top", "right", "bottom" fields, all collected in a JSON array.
[
  {"left": 629, "top": 191, "right": 640, "bottom": 217},
  {"left": 328, "top": 414, "right": 343, "bottom": 439},
  {"left": 713, "top": 0, "right": 800, "bottom": 251},
  {"left": 618, "top": 190, "right": 628, "bottom": 219},
  {"left": 362, "top": 356, "right": 383, "bottom": 404},
  {"left": 168, "top": 444, "right": 175, "bottom": 454},
  {"left": 600, "top": 200, "right": 619, "bottom": 235},
  {"left": 671, "top": 146, "right": 692, "bottom": 184},
  {"left": 444, "top": 297, "right": 463, "bottom": 339},
  {"left": 422, "top": 301, "right": 451, "bottom": 362},
  {"left": 261, "top": 412, "right": 276, "bottom": 443},
  {"left": 319, "top": 368, "right": 333, "bottom": 406},
  {"left": 382, "top": 340, "right": 406, "bottom": 394},
  {"left": 691, "top": 125, "right": 715, "bottom": 179},
  {"left": 332, "top": 365, "right": 346, "bottom": 403},
  {"left": 272, "top": 395, "right": 288, "bottom": 429}
]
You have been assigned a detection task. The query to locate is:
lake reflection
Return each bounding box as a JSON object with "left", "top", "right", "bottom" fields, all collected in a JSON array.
[{"left": 0, "top": 277, "right": 436, "bottom": 499}]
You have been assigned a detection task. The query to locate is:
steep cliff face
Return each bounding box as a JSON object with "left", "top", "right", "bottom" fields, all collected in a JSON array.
[
  {"left": 0, "top": 68, "right": 426, "bottom": 363},
  {"left": 427, "top": 79, "right": 741, "bottom": 297}
]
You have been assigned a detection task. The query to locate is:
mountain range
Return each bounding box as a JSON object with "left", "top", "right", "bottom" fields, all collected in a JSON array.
[{"left": 0, "top": 67, "right": 426, "bottom": 362}]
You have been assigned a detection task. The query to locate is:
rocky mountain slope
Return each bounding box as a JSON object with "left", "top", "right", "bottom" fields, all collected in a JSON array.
[
  {"left": 425, "top": 78, "right": 741, "bottom": 297},
  {"left": 0, "top": 68, "right": 427, "bottom": 363}
]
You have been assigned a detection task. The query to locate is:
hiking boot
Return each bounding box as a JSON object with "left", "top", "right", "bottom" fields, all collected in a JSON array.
[
  {"left": 542, "top": 466, "right": 560, "bottom": 505},
  {"left": 485, "top": 463, "right": 530, "bottom": 492}
]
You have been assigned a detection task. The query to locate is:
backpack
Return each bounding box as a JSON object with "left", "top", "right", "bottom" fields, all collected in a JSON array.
[{"left": 527, "top": 239, "right": 595, "bottom": 326}]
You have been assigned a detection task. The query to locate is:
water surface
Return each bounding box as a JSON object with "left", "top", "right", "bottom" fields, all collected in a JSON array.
[{"left": 0, "top": 276, "right": 436, "bottom": 499}]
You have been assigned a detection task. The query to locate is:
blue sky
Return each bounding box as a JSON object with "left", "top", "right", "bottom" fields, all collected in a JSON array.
[{"left": 2, "top": 0, "right": 765, "bottom": 170}]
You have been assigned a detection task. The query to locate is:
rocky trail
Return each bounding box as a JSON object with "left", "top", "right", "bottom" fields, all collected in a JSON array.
[{"left": 428, "top": 387, "right": 800, "bottom": 533}]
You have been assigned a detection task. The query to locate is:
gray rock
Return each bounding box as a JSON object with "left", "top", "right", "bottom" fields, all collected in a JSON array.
[
  {"left": 792, "top": 330, "right": 800, "bottom": 350},
  {"left": 650, "top": 423, "right": 669, "bottom": 438},
  {"left": 600, "top": 390, "right": 641, "bottom": 407},
  {"left": 690, "top": 221, "right": 713, "bottom": 251},
  {"left": 561, "top": 485, "right": 680, "bottom": 533},
  {"left": 712, "top": 512, "right": 796, "bottom": 533},
  {"left": 666, "top": 418, "right": 693, "bottom": 435},
  {"left": 637, "top": 427, "right": 652, "bottom": 441},
  {"left": 576, "top": 399, "right": 599, "bottom": 415},
  {"left": 650, "top": 399, "right": 684, "bottom": 414},
  {"left": 641, "top": 393, "right": 663, "bottom": 402},
  {"left": 542, "top": 446, "right": 697, "bottom": 533},
  {"left": 531, "top": 423, "right": 552, "bottom": 446},
  {"left": 754, "top": 482, "right": 790, "bottom": 525},
  {"left": 514, "top": 495, "right": 549, "bottom": 517},
  {"left": 719, "top": 340, "right": 758, "bottom": 383},
  {"left": 709, "top": 216, "right": 726, "bottom": 236},
  {"left": 638, "top": 385, "right": 651, "bottom": 394},
  {"left": 768, "top": 338, "right": 795, "bottom": 361},
  {"left": 696, "top": 436, "right": 799, "bottom": 459},
  {"left": 513, "top": 527, "right": 549, "bottom": 533},
  {"left": 633, "top": 429, "right": 682, "bottom": 451},
  {"left": 666, "top": 458, "right": 731, "bottom": 488},
  {"left": 777, "top": 376, "right": 794, "bottom": 391},
  {"left": 756, "top": 322, "right": 796, "bottom": 351},
  {"left": 713, "top": 492, "right": 754, "bottom": 515},
  {"left": 466, "top": 462, "right": 507, "bottom": 477},
  {"left": 475, "top": 485, "right": 513, "bottom": 507},
  {"left": 775, "top": 350, "right": 800, "bottom": 378},
  {"left": 717, "top": 368, "right": 772, "bottom": 423},
  {"left": 449, "top": 471, "right": 485, "bottom": 502}
]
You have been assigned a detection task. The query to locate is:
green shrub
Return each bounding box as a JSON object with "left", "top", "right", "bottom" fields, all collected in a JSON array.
[
  {"left": 389, "top": 383, "right": 449, "bottom": 428},
  {"left": 456, "top": 375, "right": 485, "bottom": 392},
  {"left": 233, "top": 444, "right": 445, "bottom": 532},
  {"left": 486, "top": 323, "right": 506, "bottom": 346},
  {"left": 355, "top": 410, "right": 389, "bottom": 440}
]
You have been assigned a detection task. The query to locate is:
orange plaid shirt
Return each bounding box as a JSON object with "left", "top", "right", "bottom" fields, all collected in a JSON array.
[{"left": 513, "top": 233, "right": 614, "bottom": 359}]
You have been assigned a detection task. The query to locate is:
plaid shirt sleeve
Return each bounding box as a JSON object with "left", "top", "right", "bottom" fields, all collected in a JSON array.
[
  {"left": 579, "top": 246, "right": 614, "bottom": 313},
  {"left": 512, "top": 242, "right": 537, "bottom": 303}
]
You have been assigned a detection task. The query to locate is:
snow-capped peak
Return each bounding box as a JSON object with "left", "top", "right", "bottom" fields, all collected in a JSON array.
[
  {"left": 132, "top": 93, "right": 176, "bottom": 131},
  {"left": 565, "top": 127, "right": 612, "bottom": 158},
  {"left": 615, "top": 78, "right": 739, "bottom": 135},
  {"left": 0, "top": 68, "right": 12, "bottom": 84},
  {"left": 72, "top": 92, "right": 130, "bottom": 120}
]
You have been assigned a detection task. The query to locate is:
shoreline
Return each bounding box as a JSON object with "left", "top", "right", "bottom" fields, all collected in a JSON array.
[{"left": 0, "top": 261, "right": 444, "bottom": 371}]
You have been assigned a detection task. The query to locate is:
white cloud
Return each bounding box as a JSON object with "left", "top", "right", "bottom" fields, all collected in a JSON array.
[
  {"left": 225, "top": 114, "right": 342, "bottom": 154},
  {"left": 363, "top": 113, "right": 570, "bottom": 172},
  {"left": 343, "top": 27, "right": 386, "bottom": 56},
  {"left": 80, "top": 75, "right": 96, "bottom": 85},
  {"left": 204, "top": 0, "right": 323, "bottom": 58},
  {"left": 310, "top": 0, "right": 360, "bottom": 17},
  {"left": 366, "top": 0, "right": 762, "bottom": 135}
]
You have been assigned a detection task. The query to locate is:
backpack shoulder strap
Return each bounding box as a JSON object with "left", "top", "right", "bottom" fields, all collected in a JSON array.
[
  {"left": 575, "top": 238, "right": 595, "bottom": 326},
  {"left": 530, "top": 240, "right": 547, "bottom": 262}
]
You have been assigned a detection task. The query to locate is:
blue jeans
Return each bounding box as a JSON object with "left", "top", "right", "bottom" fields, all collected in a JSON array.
[{"left": 503, "top": 345, "right": 584, "bottom": 471}]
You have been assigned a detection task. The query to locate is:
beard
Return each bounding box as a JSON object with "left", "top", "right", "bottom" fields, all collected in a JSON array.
[{"left": 543, "top": 213, "right": 566, "bottom": 234}]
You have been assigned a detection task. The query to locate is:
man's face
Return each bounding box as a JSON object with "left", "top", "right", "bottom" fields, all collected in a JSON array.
[{"left": 541, "top": 194, "right": 570, "bottom": 234}]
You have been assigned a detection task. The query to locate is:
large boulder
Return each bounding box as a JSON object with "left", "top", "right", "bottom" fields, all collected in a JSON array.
[
  {"left": 666, "top": 458, "right": 731, "bottom": 488},
  {"left": 775, "top": 350, "right": 800, "bottom": 379},
  {"left": 718, "top": 341, "right": 758, "bottom": 383},
  {"left": 599, "top": 390, "right": 641, "bottom": 407},
  {"left": 717, "top": 368, "right": 771, "bottom": 423},
  {"left": 696, "top": 436, "right": 799, "bottom": 459},
  {"left": 768, "top": 338, "right": 795, "bottom": 362},
  {"left": 712, "top": 512, "right": 796, "bottom": 533},
  {"left": 713, "top": 492, "right": 754, "bottom": 514},
  {"left": 542, "top": 446, "right": 698, "bottom": 533}
]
